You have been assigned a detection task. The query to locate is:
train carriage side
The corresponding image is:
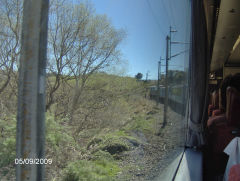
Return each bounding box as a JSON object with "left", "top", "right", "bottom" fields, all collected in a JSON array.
[{"left": 158, "top": 0, "right": 240, "bottom": 180}]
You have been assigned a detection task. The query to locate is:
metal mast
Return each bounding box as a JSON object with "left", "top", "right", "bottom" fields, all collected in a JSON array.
[
  {"left": 163, "top": 26, "right": 177, "bottom": 128},
  {"left": 16, "top": 0, "right": 49, "bottom": 180}
]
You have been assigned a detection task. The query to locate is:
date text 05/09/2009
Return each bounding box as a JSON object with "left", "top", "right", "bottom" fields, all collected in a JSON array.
[{"left": 15, "top": 158, "right": 52, "bottom": 165}]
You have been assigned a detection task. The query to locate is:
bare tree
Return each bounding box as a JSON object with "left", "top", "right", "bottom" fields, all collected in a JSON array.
[
  {"left": 68, "top": 13, "right": 125, "bottom": 121},
  {"left": 46, "top": 1, "right": 125, "bottom": 120},
  {"left": 0, "top": 0, "right": 126, "bottom": 120},
  {"left": 0, "top": 0, "right": 22, "bottom": 95},
  {"left": 46, "top": 0, "right": 93, "bottom": 111}
]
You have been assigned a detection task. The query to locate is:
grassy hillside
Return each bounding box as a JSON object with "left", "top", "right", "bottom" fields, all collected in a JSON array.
[{"left": 0, "top": 73, "right": 161, "bottom": 181}]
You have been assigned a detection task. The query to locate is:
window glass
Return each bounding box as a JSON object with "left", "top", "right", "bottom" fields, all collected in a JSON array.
[{"left": 0, "top": 0, "right": 191, "bottom": 180}]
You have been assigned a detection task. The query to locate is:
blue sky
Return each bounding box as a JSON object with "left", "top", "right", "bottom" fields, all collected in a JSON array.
[{"left": 90, "top": 0, "right": 191, "bottom": 79}]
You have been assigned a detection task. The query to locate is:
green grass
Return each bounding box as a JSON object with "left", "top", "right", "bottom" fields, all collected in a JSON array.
[
  {"left": 123, "top": 115, "right": 155, "bottom": 133},
  {"left": 46, "top": 115, "right": 77, "bottom": 151},
  {"left": 87, "top": 130, "right": 141, "bottom": 154},
  {"left": 88, "top": 132, "right": 130, "bottom": 154},
  {"left": 0, "top": 72, "right": 152, "bottom": 180},
  {"left": 63, "top": 158, "right": 120, "bottom": 181},
  {"left": 0, "top": 116, "right": 16, "bottom": 169}
]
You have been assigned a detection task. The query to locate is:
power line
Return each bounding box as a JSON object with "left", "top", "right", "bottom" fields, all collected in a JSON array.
[
  {"left": 168, "top": 0, "right": 177, "bottom": 29},
  {"left": 145, "top": 0, "right": 167, "bottom": 37},
  {"left": 161, "top": 64, "right": 184, "bottom": 68},
  {"left": 170, "top": 49, "right": 189, "bottom": 59},
  {"left": 160, "top": 0, "right": 178, "bottom": 29},
  {"left": 160, "top": 0, "right": 171, "bottom": 27}
]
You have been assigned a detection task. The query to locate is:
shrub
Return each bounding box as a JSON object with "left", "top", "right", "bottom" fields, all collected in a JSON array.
[{"left": 0, "top": 117, "right": 16, "bottom": 169}]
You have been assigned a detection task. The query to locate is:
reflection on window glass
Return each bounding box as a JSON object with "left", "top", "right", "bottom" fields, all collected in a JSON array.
[{"left": 0, "top": 0, "right": 191, "bottom": 180}]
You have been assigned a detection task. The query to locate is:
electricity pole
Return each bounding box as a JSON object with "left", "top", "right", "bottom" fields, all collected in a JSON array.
[
  {"left": 163, "top": 26, "right": 177, "bottom": 128},
  {"left": 169, "top": 26, "right": 177, "bottom": 62},
  {"left": 163, "top": 36, "right": 170, "bottom": 128},
  {"left": 146, "top": 71, "right": 150, "bottom": 81},
  {"left": 16, "top": 0, "right": 49, "bottom": 180},
  {"left": 157, "top": 57, "right": 164, "bottom": 105}
]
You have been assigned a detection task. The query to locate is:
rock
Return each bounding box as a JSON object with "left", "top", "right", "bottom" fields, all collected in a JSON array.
[
  {"left": 102, "top": 142, "right": 129, "bottom": 155},
  {"left": 126, "top": 138, "right": 140, "bottom": 147},
  {"left": 136, "top": 172, "right": 144, "bottom": 176},
  {"left": 147, "top": 110, "right": 157, "bottom": 115}
]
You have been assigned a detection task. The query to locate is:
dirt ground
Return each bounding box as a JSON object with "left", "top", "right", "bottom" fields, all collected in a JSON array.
[{"left": 117, "top": 103, "right": 187, "bottom": 181}]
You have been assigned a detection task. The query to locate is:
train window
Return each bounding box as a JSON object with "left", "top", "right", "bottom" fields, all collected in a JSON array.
[{"left": 0, "top": 0, "right": 191, "bottom": 180}]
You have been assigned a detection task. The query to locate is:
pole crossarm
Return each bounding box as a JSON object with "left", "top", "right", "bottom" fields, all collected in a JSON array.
[{"left": 171, "top": 41, "right": 190, "bottom": 44}]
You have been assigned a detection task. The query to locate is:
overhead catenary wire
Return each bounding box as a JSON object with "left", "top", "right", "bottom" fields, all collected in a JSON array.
[
  {"left": 161, "top": 0, "right": 178, "bottom": 29},
  {"left": 145, "top": 0, "right": 181, "bottom": 61},
  {"left": 170, "top": 49, "right": 189, "bottom": 59},
  {"left": 160, "top": 0, "right": 171, "bottom": 27},
  {"left": 144, "top": 0, "right": 167, "bottom": 57},
  {"left": 146, "top": 0, "right": 187, "bottom": 77},
  {"left": 161, "top": 64, "right": 184, "bottom": 67},
  {"left": 145, "top": 0, "right": 167, "bottom": 38},
  {"left": 168, "top": 0, "right": 177, "bottom": 29}
]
